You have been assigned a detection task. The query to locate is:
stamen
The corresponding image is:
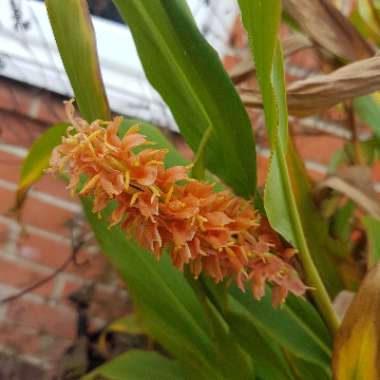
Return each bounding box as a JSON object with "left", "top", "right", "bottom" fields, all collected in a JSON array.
[
  {"left": 79, "top": 173, "right": 100, "bottom": 195},
  {"left": 165, "top": 186, "right": 174, "bottom": 204}
]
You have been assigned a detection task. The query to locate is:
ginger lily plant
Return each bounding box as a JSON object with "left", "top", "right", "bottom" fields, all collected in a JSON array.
[{"left": 15, "top": 0, "right": 380, "bottom": 379}]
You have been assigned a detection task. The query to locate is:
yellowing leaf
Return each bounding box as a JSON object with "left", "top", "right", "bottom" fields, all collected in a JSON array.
[
  {"left": 333, "top": 263, "right": 380, "bottom": 379},
  {"left": 16, "top": 123, "right": 68, "bottom": 209},
  {"left": 357, "top": 0, "right": 380, "bottom": 38},
  {"left": 98, "top": 314, "right": 144, "bottom": 354}
]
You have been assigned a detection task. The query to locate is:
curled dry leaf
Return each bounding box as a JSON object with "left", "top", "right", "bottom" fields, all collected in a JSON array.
[
  {"left": 333, "top": 263, "right": 380, "bottom": 379},
  {"left": 283, "top": 0, "right": 374, "bottom": 61},
  {"left": 315, "top": 166, "right": 380, "bottom": 219},
  {"left": 229, "top": 33, "right": 313, "bottom": 84},
  {"left": 241, "top": 56, "right": 380, "bottom": 116}
]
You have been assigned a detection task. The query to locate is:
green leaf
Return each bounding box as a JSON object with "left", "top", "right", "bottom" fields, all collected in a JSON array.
[
  {"left": 82, "top": 350, "right": 185, "bottom": 380},
  {"left": 45, "top": 0, "right": 110, "bottom": 121},
  {"left": 112, "top": 0, "right": 257, "bottom": 198},
  {"left": 230, "top": 288, "right": 332, "bottom": 375},
  {"left": 284, "top": 354, "right": 332, "bottom": 380},
  {"left": 203, "top": 299, "right": 254, "bottom": 380},
  {"left": 184, "top": 274, "right": 254, "bottom": 380},
  {"left": 238, "top": 0, "right": 343, "bottom": 309},
  {"left": 362, "top": 215, "right": 380, "bottom": 267},
  {"left": 16, "top": 123, "right": 68, "bottom": 208},
  {"left": 354, "top": 94, "right": 380, "bottom": 141},
  {"left": 226, "top": 310, "right": 296, "bottom": 380}
]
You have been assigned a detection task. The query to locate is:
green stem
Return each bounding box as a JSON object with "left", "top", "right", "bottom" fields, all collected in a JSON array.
[
  {"left": 299, "top": 241, "right": 340, "bottom": 334},
  {"left": 278, "top": 152, "right": 339, "bottom": 334}
]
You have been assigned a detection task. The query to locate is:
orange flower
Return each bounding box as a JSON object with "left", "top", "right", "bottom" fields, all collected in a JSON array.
[{"left": 49, "top": 101, "right": 306, "bottom": 306}]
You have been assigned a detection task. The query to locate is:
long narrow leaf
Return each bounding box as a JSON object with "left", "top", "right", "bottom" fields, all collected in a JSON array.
[
  {"left": 45, "top": 0, "right": 110, "bottom": 121},
  {"left": 226, "top": 310, "right": 296, "bottom": 380},
  {"left": 230, "top": 289, "right": 332, "bottom": 375},
  {"left": 112, "top": 0, "right": 257, "bottom": 198},
  {"left": 238, "top": 0, "right": 344, "bottom": 304},
  {"left": 82, "top": 350, "right": 185, "bottom": 380}
]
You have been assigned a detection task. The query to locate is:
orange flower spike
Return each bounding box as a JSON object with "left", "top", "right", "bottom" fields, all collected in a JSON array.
[{"left": 49, "top": 106, "right": 307, "bottom": 307}]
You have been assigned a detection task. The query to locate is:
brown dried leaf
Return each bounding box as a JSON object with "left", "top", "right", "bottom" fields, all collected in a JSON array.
[
  {"left": 241, "top": 56, "right": 380, "bottom": 115},
  {"left": 283, "top": 0, "right": 374, "bottom": 61},
  {"left": 316, "top": 166, "right": 380, "bottom": 219},
  {"left": 333, "top": 263, "right": 380, "bottom": 379}
]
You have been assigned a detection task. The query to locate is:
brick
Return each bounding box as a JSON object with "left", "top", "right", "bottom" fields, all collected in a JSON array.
[
  {"left": 32, "top": 175, "right": 74, "bottom": 202},
  {"left": 223, "top": 55, "right": 241, "bottom": 71},
  {"left": 18, "top": 234, "right": 70, "bottom": 269},
  {"left": 0, "top": 78, "right": 37, "bottom": 116},
  {"left": 0, "top": 187, "right": 15, "bottom": 215},
  {"left": 293, "top": 135, "right": 345, "bottom": 165},
  {"left": 6, "top": 299, "right": 76, "bottom": 339},
  {"left": 0, "top": 223, "right": 9, "bottom": 248},
  {"left": 257, "top": 154, "right": 269, "bottom": 187},
  {"left": 32, "top": 94, "right": 66, "bottom": 125},
  {"left": 256, "top": 151, "right": 326, "bottom": 186},
  {"left": 0, "top": 323, "right": 41, "bottom": 355},
  {"left": 60, "top": 281, "right": 84, "bottom": 301},
  {"left": 66, "top": 253, "right": 112, "bottom": 283},
  {"left": 89, "top": 287, "right": 130, "bottom": 322},
  {"left": 230, "top": 17, "right": 247, "bottom": 49},
  {"left": 21, "top": 197, "right": 75, "bottom": 236},
  {"left": 0, "top": 322, "right": 70, "bottom": 363},
  {"left": 0, "top": 257, "right": 53, "bottom": 298},
  {"left": 17, "top": 234, "right": 112, "bottom": 285},
  {"left": 0, "top": 152, "right": 22, "bottom": 183},
  {"left": 0, "top": 111, "right": 43, "bottom": 148}
]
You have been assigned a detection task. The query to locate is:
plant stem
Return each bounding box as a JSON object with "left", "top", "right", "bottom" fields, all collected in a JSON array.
[
  {"left": 298, "top": 236, "right": 340, "bottom": 334},
  {"left": 278, "top": 151, "right": 340, "bottom": 334},
  {"left": 345, "top": 100, "right": 363, "bottom": 165}
]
